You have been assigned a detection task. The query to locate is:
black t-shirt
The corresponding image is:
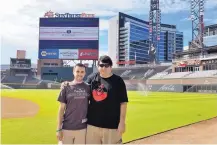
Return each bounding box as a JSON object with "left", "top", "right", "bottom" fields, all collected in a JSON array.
[{"left": 86, "top": 72, "right": 128, "bottom": 129}]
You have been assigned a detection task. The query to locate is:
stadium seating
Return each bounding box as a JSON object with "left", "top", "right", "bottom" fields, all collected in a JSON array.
[
  {"left": 160, "top": 72, "right": 191, "bottom": 79},
  {"left": 1, "top": 74, "right": 6, "bottom": 81},
  {"left": 112, "top": 65, "right": 170, "bottom": 80},
  {"left": 0, "top": 84, "right": 14, "bottom": 89},
  {"left": 149, "top": 70, "right": 217, "bottom": 80},
  {"left": 25, "top": 77, "right": 41, "bottom": 84},
  {"left": 149, "top": 72, "right": 169, "bottom": 79},
  {"left": 1, "top": 76, "right": 25, "bottom": 84},
  {"left": 184, "top": 70, "right": 217, "bottom": 78}
]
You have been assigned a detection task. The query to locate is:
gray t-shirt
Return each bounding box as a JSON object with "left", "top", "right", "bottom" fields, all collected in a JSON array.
[{"left": 58, "top": 82, "right": 90, "bottom": 130}]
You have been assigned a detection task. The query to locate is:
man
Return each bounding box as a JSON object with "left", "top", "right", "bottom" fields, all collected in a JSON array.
[
  {"left": 56, "top": 63, "right": 90, "bottom": 144},
  {"left": 86, "top": 55, "right": 128, "bottom": 144}
]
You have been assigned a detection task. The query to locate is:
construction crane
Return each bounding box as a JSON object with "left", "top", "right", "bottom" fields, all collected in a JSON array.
[
  {"left": 148, "top": 0, "right": 205, "bottom": 54},
  {"left": 189, "top": 0, "right": 205, "bottom": 53},
  {"left": 149, "top": 0, "right": 161, "bottom": 63}
]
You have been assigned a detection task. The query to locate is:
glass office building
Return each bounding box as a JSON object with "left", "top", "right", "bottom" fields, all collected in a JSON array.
[
  {"left": 128, "top": 21, "right": 150, "bottom": 64},
  {"left": 176, "top": 31, "right": 184, "bottom": 53},
  {"left": 108, "top": 12, "right": 184, "bottom": 67},
  {"left": 119, "top": 13, "right": 150, "bottom": 65}
]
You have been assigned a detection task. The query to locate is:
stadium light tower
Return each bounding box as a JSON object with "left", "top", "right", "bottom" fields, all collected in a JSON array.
[
  {"left": 149, "top": 0, "right": 161, "bottom": 63},
  {"left": 190, "top": 0, "right": 205, "bottom": 50}
]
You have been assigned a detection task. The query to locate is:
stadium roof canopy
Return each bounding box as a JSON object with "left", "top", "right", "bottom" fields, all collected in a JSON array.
[
  {"left": 173, "top": 48, "right": 204, "bottom": 56},
  {"left": 205, "top": 24, "right": 217, "bottom": 29},
  {"left": 173, "top": 45, "right": 217, "bottom": 57},
  {"left": 206, "top": 45, "right": 217, "bottom": 53}
]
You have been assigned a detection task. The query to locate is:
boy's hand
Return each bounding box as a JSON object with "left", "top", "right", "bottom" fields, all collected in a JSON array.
[
  {"left": 60, "top": 81, "right": 69, "bottom": 89},
  {"left": 117, "top": 122, "right": 125, "bottom": 135},
  {"left": 56, "top": 130, "right": 63, "bottom": 141}
]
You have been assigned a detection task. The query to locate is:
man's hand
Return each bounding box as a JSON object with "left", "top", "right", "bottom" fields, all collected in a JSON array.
[
  {"left": 60, "top": 81, "right": 69, "bottom": 89},
  {"left": 117, "top": 122, "right": 126, "bottom": 135},
  {"left": 56, "top": 130, "right": 63, "bottom": 141}
]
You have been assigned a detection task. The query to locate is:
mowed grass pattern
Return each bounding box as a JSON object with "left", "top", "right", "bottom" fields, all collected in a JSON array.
[{"left": 1, "top": 89, "right": 217, "bottom": 144}]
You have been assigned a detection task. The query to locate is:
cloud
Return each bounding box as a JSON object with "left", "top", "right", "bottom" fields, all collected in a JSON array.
[
  {"left": 181, "top": 17, "right": 214, "bottom": 22},
  {"left": 205, "top": 0, "right": 217, "bottom": 9},
  {"left": 99, "top": 50, "right": 108, "bottom": 56},
  {"left": 1, "top": 0, "right": 217, "bottom": 64},
  {"left": 159, "top": 0, "right": 217, "bottom": 14},
  {"left": 99, "top": 19, "right": 109, "bottom": 31},
  {"left": 180, "top": 17, "right": 191, "bottom": 22},
  {"left": 183, "top": 46, "right": 189, "bottom": 51},
  {"left": 1, "top": 0, "right": 121, "bottom": 51},
  {"left": 160, "top": 0, "right": 189, "bottom": 13},
  {"left": 204, "top": 18, "right": 213, "bottom": 22},
  {"left": 130, "top": 0, "right": 189, "bottom": 14}
]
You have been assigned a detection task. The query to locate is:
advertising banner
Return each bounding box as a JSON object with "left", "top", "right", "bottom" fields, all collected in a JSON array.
[
  {"left": 39, "top": 49, "right": 59, "bottom": 59},
  {"left": 78, "top": 49, "right": 98, "bottom": 60},
  {"left": 59, "top": 49, "right": 78, "bottom": 59},
  {"left": 39, "top": 27, "right": 98, "bottom": 40}
]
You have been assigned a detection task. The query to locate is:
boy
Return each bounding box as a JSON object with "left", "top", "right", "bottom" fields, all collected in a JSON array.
[{"left": 56, "top": 63, "right": 90, "bottom": 144}]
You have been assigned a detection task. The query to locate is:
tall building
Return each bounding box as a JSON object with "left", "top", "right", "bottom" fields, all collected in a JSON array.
[
  {"left": 108, "top": 12, "right": 183, "bottom": 67},
  {"left": 204, "top": 24, "right": 217, "bottom": 47},
  {"left": 108, "top": 12, "right": 150, "bottom": 68},
  {"left": 159, "top": 25, "right": 184, "bottom": 62},
  {"left": 176, "top": 31, "right": 184, "bottom": 53}
]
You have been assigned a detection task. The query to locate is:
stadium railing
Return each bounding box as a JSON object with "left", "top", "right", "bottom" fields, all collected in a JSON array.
[
  {"left": 173, "top": 53, "right": 217, "bottom": 62},
  {"left": 184, "top": 70, "right": 217, "bottom": 78},
  {"left": 161, "top": 72, "right": 191, "bottom": 79},
  {"left": 184, "top": 84, "right": 217, "bottom": 93},
  {"left": 113, "top": 63, "right": 172, "bottom": 68}
]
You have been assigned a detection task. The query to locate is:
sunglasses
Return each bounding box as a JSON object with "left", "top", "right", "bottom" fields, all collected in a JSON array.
[{"left": 98, "top": 64, "right": 110, "bottom": 68}]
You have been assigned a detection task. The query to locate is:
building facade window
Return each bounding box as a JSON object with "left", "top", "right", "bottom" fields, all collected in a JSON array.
[
  {"left": 117, "top": 12, "right": 184, "bottom": 65},
  {"left": 128, "top": 23, "right": 150, "bottom": 64}
]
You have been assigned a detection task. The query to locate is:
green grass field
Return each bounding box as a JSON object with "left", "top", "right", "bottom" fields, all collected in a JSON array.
[{"left": 1, "top": 89, "right": 217, "bottom": 144}]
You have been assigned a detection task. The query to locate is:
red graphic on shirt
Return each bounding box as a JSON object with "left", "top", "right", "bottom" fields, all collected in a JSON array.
[{"left": 92, "top": 84, "right": 107, "bottom": 101}]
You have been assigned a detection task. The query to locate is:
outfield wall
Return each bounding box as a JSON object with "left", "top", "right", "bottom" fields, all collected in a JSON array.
[
  {"left": 1, "top": 83, "right": 48, "bottom": 89},
  {"left": 146, "top": 77, "right": 217, "bottom": 85},
  {"left": 147, "top": 84, "right": 184, "bottom": 92},
  {"left": 124, "top": 81, "right": 183, "bottom": 92},
  {"left": 124, "top": 80, "right": 217, "bottom": 93},
  {"left": 2, "top": 78, "right": 217, "bottom": 93}
]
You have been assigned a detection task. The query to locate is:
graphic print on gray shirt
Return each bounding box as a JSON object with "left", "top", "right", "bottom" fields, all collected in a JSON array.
[{"left": 58, "top": 82, "right": 90, "bottom": 130}]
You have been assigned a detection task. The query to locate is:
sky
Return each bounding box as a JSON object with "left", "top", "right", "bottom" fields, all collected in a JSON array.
[{"left": 1, "top": 0, "right": 217, "bottom": 64}]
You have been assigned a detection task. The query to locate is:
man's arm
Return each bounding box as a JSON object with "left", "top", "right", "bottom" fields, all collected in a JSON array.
[
  {"left": 56, "top": 86, "right": 67, "bottom": 141},
  {"left": 118, "top": 102, "right": 127, "bottom": 135},
  {"left": 57, "top": 103, "right": 66, "bottom": 131},
  {"left": 85, "top": 73, "right": 95, "bottom": 85},
  {"left": 118, "top": 77, "right": 128, "bottom": 135},
  {"left": 56, "top": 103, "right": 65, "bottom": 141},
  {"left": 120, "top": 102, "right": 127, "bottom": 125}
]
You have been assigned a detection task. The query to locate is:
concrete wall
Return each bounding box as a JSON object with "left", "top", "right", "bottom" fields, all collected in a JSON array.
[
  {"left": 147, "top": 84, "right": 183, "bottom": 92},
  {"left": 108, "top": 16, "right": 119, "bottom": 68},
  {"left": 146, "top": 78, "right": 217, "bottom": 85},
  {"left": 41, "top": 67, "right": 73, "bottom": 81},
  {"left": 37, "top": 59, "right": 63, "bottom": 76},
  {"left": 124, "top": 80, "right": 183, "bottom": 92},
  {"left": 124, "top": 79, "right": 217, "bottom": 93}
]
